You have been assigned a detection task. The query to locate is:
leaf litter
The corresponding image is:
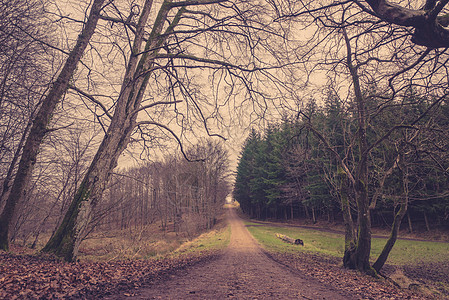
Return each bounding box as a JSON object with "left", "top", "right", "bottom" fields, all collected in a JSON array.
[{"left": 0, "top": 246, "right": 219, "bottom": 299}]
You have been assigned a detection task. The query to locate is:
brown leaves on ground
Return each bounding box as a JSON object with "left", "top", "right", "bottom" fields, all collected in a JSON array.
[
  {"left": 1, "top": 244, "right": 445, "bottom": 299},
  {"left": 266, "top": 251, "right": 436, "bottom": 300},
  {"left": 0, "top": 247, "right": 218, "bottom": 299},
  {"left": 403, "top": 261, "right": 449, "bottom": 296}
]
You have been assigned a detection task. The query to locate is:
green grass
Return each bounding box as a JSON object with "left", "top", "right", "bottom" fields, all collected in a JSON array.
[
  {"left": 246, "top": 222, "right": 449, "bottom": 266},
  {"left": 370, "top": 238, "right": 449, "bottom": 265},
  {"left": 246, "top": 222, "right": 344, "bottom": 257},
  {"left": 172, "top": 224, "right": 231, "bottom": 256}
]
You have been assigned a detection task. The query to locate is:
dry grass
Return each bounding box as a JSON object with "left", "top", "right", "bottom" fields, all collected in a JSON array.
[
  {"left": 18, "top": 209, "right": 231, "bottom": 262},
  {"left": 78, "top": 225, "right": 187, "bottom": 261},
  {"left": 77, "top": 217, "right": 231, "bottom": 261}
]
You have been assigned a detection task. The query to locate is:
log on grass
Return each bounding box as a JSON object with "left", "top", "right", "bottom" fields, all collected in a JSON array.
[{"left": 276, "top": 233, "right": 304, "bottom": 246}]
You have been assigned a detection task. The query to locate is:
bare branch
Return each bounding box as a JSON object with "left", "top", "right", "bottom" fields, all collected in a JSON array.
[
  {"left": 45, "top": 123, "right": 74, "bottom": 133},
  {"left": 302, "top": 115, "right": 356, "bottom": 185},
  {"left": 99, "top": 14, "right": 137, "bottom": 30},
  {"left": 68, "top": 85, "right": 113, "bottom": 119},
  {"left": 168, "top": 0, "right": 229, "bottom": 8},
  {"left": 136, "top": 121, "right": 205, "bottom": 162},
  {"left": 428, "top": 0, "right": 449, "bottom": 21},
  {"left": 133, "top": 100, "right": 183, "bottom": 115},
  {"left": 155, "top": 53, "right": 295, "bottom": 72},
  {"left": 359, "top": 0, "right": 449, "bottom": 47}
]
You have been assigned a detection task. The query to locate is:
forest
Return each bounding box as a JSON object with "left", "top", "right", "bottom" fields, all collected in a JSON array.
[
  {"left": 234, "top": 94, "right": 449, "bottom": 230},
  {"left": 1, "top": 0, "right": 449, "bottom": 284},
  {"left": 234, "top": 89, "right": 449, "bottom": 273}
]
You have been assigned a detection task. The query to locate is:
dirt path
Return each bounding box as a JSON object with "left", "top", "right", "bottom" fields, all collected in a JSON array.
[{"left": 111, "top": 208, "right": 354, "bottom": 299}]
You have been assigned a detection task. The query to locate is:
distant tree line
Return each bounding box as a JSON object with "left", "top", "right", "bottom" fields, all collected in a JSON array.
[
  {"left": 234, "top": 91, "right": 449, "bottom": 232},
  {"left": 6, "top": 139, "right": 230, "bottom": 247},
  {"left": 100, "top": 141, "right": 230, "bottom": 237}
]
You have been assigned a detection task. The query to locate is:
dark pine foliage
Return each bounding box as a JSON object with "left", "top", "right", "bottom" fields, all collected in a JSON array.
[{"left": 234, "top": 94, "right": 449, "bottom": 231}]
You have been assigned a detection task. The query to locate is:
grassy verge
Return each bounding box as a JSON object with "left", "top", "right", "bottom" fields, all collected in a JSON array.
[
  {"left": 245, "top": 222, "right": 449, "bottom": 266},
  {"left": 247, "top": 222, "right": 449, "bottom": 297},
  {"left": 19, "top": 212, "right": 231, "bottom": 262},
  {"left": 171, "top": 224, "right": 231, "bottom": 257},
  {"left": 76, "top": 221, "right": 231, "bottom": 261}
]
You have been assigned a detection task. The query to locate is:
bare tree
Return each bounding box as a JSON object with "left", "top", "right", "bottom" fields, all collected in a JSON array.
[
  {"left": 94, "top": 139, "right": 229, "bottom": 240},
  {"left": 42, "top": 0, "right": 288, "bottom": 261},
  {"left": 282, "top": 0, "right": 449, "bottom": 274},
  {"left": 0, "top": 0, "right": 53, "bottom": 209},
  {"left": 0, "top": 0, "right": 107, "bottom": 251}
]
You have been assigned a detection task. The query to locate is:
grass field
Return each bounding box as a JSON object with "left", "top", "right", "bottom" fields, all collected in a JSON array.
[{"left": 245, "top": 221, "right": 449, "bottom": 266}]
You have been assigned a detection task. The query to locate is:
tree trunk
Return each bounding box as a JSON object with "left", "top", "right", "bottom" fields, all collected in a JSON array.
[
  {"left": 373, "top": 202, "right": 407, "bottom": 272},
  {"left": 423, "top": 211, "right": 430, "bottom": 232},
  {"left": 311, "top": 206, "right": 316, "bottom": 224},
  {"left": 0, "top": 118, "right": 32, "bottom": 208},
  {"left": 352, "top": 181, "right": 373, "bottom": 274},
  {"left": 42, "top": 2, "right": 185, "bottom": 261},
  {"left": 407, "top": 211, "right": 413, "bottom": 233},
  {"left": 304, "top": 202, "right": 310, "bottom": 219},
  {"left": 42, "top": 124, "right": 134, "bottom": 260},
  {"left": 373, "top": 162, "right": 409, "bottom": 272},
  {"left": 342, "top": 28, "right": 373, "bottom": 275},
  {"left": 0, "top": 0, "right": 105, "bottom": 251},
  {"left": 276, "top": 233, "right": 303, "bottom": 245},
  {"left": 338, "top": 166, "right": 355, "bottom": 251},
  {"left": 343, "top": 178, "right": 373, "bottom": 274}
]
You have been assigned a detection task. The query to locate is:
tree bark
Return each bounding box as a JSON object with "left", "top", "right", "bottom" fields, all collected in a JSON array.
[
  {"left": 342, "top": 27, "right": 374, "bottom": 275},
  {"left": 0, "top": 119, "right": 32, "bottom": 209},
  {"left": 424, "top": 211, "right": 431, "bottom": 232},
  {"left": 41, "top": 121, "right": 136, "bottom": 260},
  {"left": 373, "top": 162, "right": 408, "bottom": 272},
  {"left": 373, "top": 202, "right": 407, "bottom": 272},
  {"left": 407, "top": 211, "right": 413, "bottom": 233},
  {"left": 42, "top": 1, "right": 186, "bottom": 261},
  {"left": 0, "top": 0, "right": 106, "bottom": 251},
  {"left": 338, "top": 166, "right": 355, "bottom": 252},
  {"left": 362, "top": 0, "right": 449, "bottom": 48}
]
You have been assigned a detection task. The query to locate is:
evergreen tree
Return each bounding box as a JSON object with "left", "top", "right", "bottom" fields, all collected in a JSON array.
[{"left": 234, "top": 130, "right": 260, "bottom": 216}]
